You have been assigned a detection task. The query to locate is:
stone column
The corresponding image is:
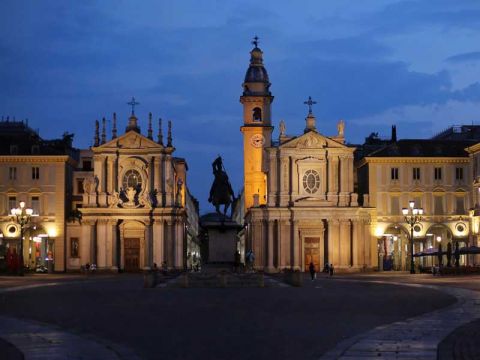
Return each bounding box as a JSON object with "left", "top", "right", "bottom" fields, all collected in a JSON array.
[
  {"left": 110, "top": 221, "right": 118, "bottom": 271},
  {"left": 347, "top": 156, "right": 354, "bottom": 193},
  {"left": 339, "top": 220, "right": 351, "bottom": 267},
  {"left": 328, "top": 219, "right": 340, "bottom": 267},
  {"left": 165, "top": 155, "right": 173, "bottom": 207},
  {"left": 268, "top": 151, "right": 277, "bottom": 207},
  {"left": 279, "top": 156, "right": 290, "bottom": 206},
  {"left": 327, "top": 156, "right": 339, "bottom": 203},
  {"left": 154, "top": 156, "right": 162, "bottom": 205},
  {"left": 351, "top": 220, "right": 361, "bottom": 268},
  {"left": 96, "top": 220, "right": 107, "bottom": 269},
  {"left": 365, "top": 220, "right": 374, "bottom": 268},
  {"left": 106, "top": 156, "right": 114, "bottom": 193},
  {"left": 143, "top": 223, "right": 153, "bottom": 269},
  {"left": 291, "top": 157, "right": 298, "bottom": 198},
  {"left": 339, "top": 155, "right": 349, "bottom": 206},
  {"left": 292, "top": 219, "right": 300, "bottom": 270},
  {"left": 153, "top": 220, "right": 164, "bottom": 267},
  {"left": 80, "top": 222, "right": 93, "bottom": 265},
  {"left": 276, "top": 220, "right": 282, "bottom": 269},
  {"left": 175, "top": 220, "right": 184, "bottom": 269},
  {"left": 267, "top": 220, "right": 275, "bottom": 272}
]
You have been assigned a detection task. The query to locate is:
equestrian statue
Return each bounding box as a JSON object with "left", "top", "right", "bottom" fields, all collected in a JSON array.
[{"left": 208, "top": 156, "right": 235, "bottom": 217}]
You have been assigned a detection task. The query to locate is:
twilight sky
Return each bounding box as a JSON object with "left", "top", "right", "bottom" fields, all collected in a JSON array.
[{"left": 2, "top": 0, "right": 480, "bottom": 213}]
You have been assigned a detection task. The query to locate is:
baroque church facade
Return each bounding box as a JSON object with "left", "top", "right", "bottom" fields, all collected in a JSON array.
[
  {"left": 240, "top": 44, "right": 376, "bottom": 272},
  {"left": 67, "top": 109, "right": 193, "bottom": 271}
]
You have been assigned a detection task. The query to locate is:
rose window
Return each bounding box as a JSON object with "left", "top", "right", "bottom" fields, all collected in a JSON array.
[
  {"left": 123, "top": 169, "right": 142, "bottom": 190},
  {"left": 303, "top": 169, "right": 320, "bottom": 194}
]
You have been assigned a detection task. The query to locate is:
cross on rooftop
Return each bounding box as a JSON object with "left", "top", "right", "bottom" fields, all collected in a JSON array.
[
  {"left": 304, "top": 96, "right": 317, "bottom": 115},
  {"left": 252, "top": 35, "right": 259, "bottom": 48},
  {"left": 127, "top": 97, "right": 140, "bottom": 115}
]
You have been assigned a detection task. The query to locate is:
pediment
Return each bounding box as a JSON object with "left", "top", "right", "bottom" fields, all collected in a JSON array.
[
  {"left": 96, "top": 131, "right": 163, "bottom": 150},
  {"left": 279, "top": 131, "right": 347, "bottom": 149}
]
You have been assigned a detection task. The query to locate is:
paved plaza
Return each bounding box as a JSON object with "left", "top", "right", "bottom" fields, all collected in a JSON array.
[{"left": 0, "top": 272, "right": 479, "bottom": 359}]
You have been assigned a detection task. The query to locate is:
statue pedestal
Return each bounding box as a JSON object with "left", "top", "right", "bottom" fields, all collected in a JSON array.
[{"left": 200, "top": 213, "right": 242, "bottom": 264}]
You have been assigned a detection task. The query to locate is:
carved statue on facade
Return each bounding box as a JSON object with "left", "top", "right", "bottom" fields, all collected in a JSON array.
[
  {"left": 337, "top": 119, "right": 345, "bottom": 137},
  {"left": 108, "top": 191, "right": 122, "bottom": 208},
  {"left": 176, "top": 178, "right": 183, "bottom": 207},
  {"left": 208, "top": 156, "right": 235, "bottom": 217},
  {"left": 279, "top": 120, "right": 286, "bottom": 137}
]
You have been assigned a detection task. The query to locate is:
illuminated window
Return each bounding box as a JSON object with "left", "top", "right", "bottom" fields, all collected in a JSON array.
[
  {"left": 302, "top": 169, "right": 320, "bottom": 194},
  {"left": 31, "top": 196, "right": 39, "bottom": 215}
]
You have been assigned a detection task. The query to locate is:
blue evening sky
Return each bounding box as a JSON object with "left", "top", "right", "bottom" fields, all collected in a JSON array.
[{"left": 1, "top": 0, "right": 480, "bottom": 213}]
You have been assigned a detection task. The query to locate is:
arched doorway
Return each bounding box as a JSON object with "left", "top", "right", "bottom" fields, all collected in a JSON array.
[{"left": 380, "top": 224, "right": 409, "bottom": 271}]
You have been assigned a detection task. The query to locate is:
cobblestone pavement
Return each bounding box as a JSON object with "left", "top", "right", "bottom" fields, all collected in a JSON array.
[
  {"left": 320, "top": 276, "right": 480, "bottom": 360},
  {"left": 0, "top": 273, "right": 455, "bottom": 360},
  {"left": 0, "top": 274, "right": 139, "bottom": 360}
]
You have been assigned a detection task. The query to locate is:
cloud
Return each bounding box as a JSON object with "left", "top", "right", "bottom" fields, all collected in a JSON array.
[{"left": 446, "top": 51, "right": 480, "bottom": 64}]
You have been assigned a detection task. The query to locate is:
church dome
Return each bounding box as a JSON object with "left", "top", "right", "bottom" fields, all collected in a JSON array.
[{"left": 244, "top": 47, "right": 270, "bottom": 83}]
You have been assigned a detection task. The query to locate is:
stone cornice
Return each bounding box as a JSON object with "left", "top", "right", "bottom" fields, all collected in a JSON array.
[
  {"left": 0, "top": 155, "right": 74, "bottom": 165},
  {"left": 361, "top": 157, "right": 469, "bottom": 165}
]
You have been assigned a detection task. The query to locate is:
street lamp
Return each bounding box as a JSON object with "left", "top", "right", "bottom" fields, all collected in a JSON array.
[
  {"left": 402, "top": 200, "right": 423, "bottom": 274},
  {"left": 11, "top": 201, "right": 33, "bottom": 276}
]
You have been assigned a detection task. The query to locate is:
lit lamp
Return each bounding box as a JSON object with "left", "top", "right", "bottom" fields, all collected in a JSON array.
[
  {"left": 402, "top": 200, "right": 424, "bottom": 274},
  {"left": 10, "top": 201, "right": 33, "bottom": 276}
]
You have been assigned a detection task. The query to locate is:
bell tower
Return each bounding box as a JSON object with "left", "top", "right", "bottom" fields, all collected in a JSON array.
[{"left": 240, "top": 37, "right": 273, "bottom": 210}]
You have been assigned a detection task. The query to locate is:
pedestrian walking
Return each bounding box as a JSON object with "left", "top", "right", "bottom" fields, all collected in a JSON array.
[
  {"left": 329, "top": 263, "right": 334, "bottom": 276},
  {"left": 309, "top": 261, "right": 315, "bottom": 281}
]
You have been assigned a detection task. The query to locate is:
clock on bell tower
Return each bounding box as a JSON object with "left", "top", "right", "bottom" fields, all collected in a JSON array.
[{"left": 240, "top": 37, "right": 273, "bottom": 210}]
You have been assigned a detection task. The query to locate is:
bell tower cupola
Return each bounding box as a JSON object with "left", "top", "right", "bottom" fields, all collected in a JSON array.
[{"left": 240, "top": 36, "right": 274, "bottom": 210}]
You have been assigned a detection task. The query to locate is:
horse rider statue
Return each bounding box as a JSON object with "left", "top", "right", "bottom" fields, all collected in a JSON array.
[{"left": 208, "top": 156, "right": 235, "bottom": 217}]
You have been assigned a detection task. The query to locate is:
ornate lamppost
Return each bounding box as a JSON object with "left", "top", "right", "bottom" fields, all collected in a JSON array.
[
  {"left": 11, "top": 201, "right": 33, "bottom": 276},
  {"left": 402, "top": 200, "right": 423, "bottom": 274}
]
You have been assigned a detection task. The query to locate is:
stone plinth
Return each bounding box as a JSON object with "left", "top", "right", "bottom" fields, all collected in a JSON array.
[{"left": 200, "top": 213, "right": 242, "bottom": 263}]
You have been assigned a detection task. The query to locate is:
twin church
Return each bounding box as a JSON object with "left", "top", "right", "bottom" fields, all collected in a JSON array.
[
  {"left": 240, "top": 43, "right": 375, "bottom": 272},
  {"left": 1, "top": 40, "right": 416, "bottom": 274}
]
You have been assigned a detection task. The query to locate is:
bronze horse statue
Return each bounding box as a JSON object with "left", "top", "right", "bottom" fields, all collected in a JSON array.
[{"left": 208, "top": 156, "right": 235, "bottom": 217}]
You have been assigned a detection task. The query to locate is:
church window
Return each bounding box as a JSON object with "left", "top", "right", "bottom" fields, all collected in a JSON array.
[
  {"left": 123, "top": 169, "right": 142, "bottom": 190},
  {"left": 252, "top": 107, "right": 262, "bottom": 122},
  {"left": 302, "top": 169, "right": 320, "bottom": 194}
]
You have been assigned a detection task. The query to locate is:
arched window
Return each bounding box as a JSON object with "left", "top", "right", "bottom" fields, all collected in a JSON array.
[{"left": 252, "top": 107, "right": 262, "bottom": 122}]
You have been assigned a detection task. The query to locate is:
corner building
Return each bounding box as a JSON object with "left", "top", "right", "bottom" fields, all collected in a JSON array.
[{"left": 240, "top": 44, "right": 376, "bottom": 272}]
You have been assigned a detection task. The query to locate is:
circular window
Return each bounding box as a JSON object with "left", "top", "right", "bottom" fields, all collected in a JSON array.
[
  {"left": 7, "top": 225, "right": 17, "bottom": 234},
  {"left": 456, "top": 223, "right": 466, "bottom": 233},
  {"left": 302, "top": 170, "right": 320, "bottom": 194},
  {"left": 122, "top": 169, "right": 142, "bottom": 190}
]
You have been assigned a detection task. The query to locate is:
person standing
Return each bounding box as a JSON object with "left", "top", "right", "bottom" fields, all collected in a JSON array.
[
  {"left": 329, "top": 263, "right": 334, "bottom": 276},
  {"left": 309, "top": 261, "right": 316, "bottom": 281}
]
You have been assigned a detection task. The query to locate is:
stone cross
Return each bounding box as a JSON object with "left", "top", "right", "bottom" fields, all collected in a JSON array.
[
  {"left": 304, "top": 96, "right": 317, "bottom": 115},
  {"left": 127, "top": 97, "right": 140, "bottom": 115}
]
